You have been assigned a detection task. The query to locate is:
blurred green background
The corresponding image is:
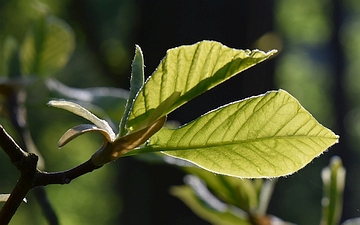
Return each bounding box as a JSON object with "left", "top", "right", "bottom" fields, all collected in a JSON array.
[{"left": 1, "top": 0, "right": 360, "bottom": 224}]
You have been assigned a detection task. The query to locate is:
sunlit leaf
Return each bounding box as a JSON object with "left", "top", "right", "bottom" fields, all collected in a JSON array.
[
  {"left": 48, "top": 100, "right": 116, "bottom": 141},
  {"left": 58, "top": 124, "right": 113, "bottom": 148},
  {"left": 119, "top": 45, "right": 145, "bottom": 135},
  {"left": 142, "top": 90, "right": 338, "bottom": 178},
  {"left": 20, "top": 14, "right": 75, "bottom": 76},
  {"left": 127, "top": 40, "right": 277, "bottom": 129}
]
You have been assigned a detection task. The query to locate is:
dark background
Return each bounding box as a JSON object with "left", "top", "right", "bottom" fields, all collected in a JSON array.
[{"left": 1, "top": 0, "right": 360, "bottom": 224}]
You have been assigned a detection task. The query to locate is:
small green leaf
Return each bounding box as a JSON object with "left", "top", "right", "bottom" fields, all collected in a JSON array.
[
  {"left": 58, "top": 124, "right": 113, "bottom": 148},
  {"left": 119, "top": 45, "right": 145, "bottom": 135},
  {"left": 20, "top": 14, "right": 75, "bottom": 76},
  {"left": 144, "top": 90, "right": 339, "bottom": 178},
  {"left": 127, "top": 40, "right": 277, "bottom": 128},
  {"left": 321, "top": 156, "right": 346, "bottom": 225},
  {"left": 48, "top": 100, "right": 116, "bottom": 141}
]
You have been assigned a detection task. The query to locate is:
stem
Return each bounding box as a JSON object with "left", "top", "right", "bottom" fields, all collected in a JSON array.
[{"left": 34, "top": 159, "right": 102, "bottom": 186}]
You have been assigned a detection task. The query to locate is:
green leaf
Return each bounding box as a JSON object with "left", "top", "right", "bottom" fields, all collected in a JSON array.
[
  {"left": 20, "top": 14, "right": 75, "bottom": 76},
  {"left": 46, "top": 78, "right": 129, "bottom": 127},
  {"left": 127, "top": 40, "right": 277, "bottom": 129},
  {"left": 142, "top": 90, "right": 339, "bottom": 178},
  {"left": 119, "top": 45, "right": 145, "bottom": 135},
  {"left": 170, "top": 179, "right": 251, "bottom": 225},
  {"left": 48, "top": 100, "right": 116, "bottom": 141},
  {"left": 182, "top": 166, "right": 259, "bottom": 212},
  {"left": 321, "top": 156, "right": 346, "bottom": 225}
]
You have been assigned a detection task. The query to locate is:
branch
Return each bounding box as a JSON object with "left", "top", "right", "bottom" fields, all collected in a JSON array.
[
  {"left": 0, "top": 125, "right": 102, "bottom": 224},
  {"left": 0, "top": 125, "right": 29, "bottom": 169}
]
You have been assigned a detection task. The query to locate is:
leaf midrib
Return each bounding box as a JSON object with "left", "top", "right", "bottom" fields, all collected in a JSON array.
[{"left": 150, "top": 134, "right": 337, "bottom": 151}]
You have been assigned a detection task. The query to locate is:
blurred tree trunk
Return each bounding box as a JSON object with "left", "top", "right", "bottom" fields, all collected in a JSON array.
[{"left": 330, "top": 0, "right": 353, "bottom": 221}]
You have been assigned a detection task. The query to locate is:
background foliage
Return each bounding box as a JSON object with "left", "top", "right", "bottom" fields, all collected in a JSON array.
[{"left": 0, "top": 0, "right": 359, "bottom": 224}]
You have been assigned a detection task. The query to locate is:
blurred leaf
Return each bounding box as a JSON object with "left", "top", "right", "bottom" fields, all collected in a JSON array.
[
  {"left": 127, "top": 40, "right": 277, "bottom": 130},
  {"left": 183, "top": 166, "right": 260, "bottom": 212},
  {"left": 321, "top": 156, "right": 346, "bottom": 225},
  {"left": 48, "top": 100, "right": 116, "bottom": 141},
  {"left": 20, "top": 14, "right": 75, "bottom": 76},
  {"left": 171, "top": 176, "right": 251, "bottom": 225},
  {"left": 138, "top": 90, "right": 338, "bottom": 178},
  {"left": 1, "top": 37, "right": 21, "bottom": 77},
  {"left": 119, "top": 45, "right": 145, "bottom": 136}
]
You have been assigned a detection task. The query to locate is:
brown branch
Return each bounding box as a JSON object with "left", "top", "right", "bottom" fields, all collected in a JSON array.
[{"left": 0, "top": 125, "right": 102, "bottom": 224}]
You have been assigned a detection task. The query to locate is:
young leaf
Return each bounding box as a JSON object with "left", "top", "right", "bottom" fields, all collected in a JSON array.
[
  {"left": 119, "top": 45, "right": 145, "bottom": 135},
  {"left": 48, "top": 100, "right": 116, "bottom": 141},
  {"left": 20, "top": 14, "right": 75, "bottom": 76},
  {"left": 321, "top": 156, "right": 345, "bottom": 225},
  {"left": 58, "top": 124, "right": 113, "bottom": 148},
  {"left": 141, "top": 90, "right": 339, "bottom": 178},
  {"left": 126, "top": 40, "right": 277, "bottom": 129}
]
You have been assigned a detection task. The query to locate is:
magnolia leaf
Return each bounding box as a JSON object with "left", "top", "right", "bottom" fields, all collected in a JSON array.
[
  {"left": 91, "top": 116, "right": 166, "bottom": 166},
  {"left": 127, "top": 40, "right": 277, "bottom": 129},
  {"left": 131, "top": 92, "right": 181, "bottom": 132},
  {"left": 143, "top": 90, "right": 339, "bottom": 178},
  {"left": 58, "top": 124, "right": 112, "bottom": 148},
  {"left": 20, "top": 14, "right": 75, "bottom": 76},
  {"left": 48, "top": 100, "right": 116, "bottom": 141},
  {"left": 119, "top": 45, "right": 145, "bottom": 135}
]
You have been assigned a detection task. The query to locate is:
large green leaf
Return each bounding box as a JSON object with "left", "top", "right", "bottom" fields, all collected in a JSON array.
[
  {"left": 20, "top": 14, "right": 75, "bottom": 76},
  {"left": 126, "top": 41, "right": 277, "bottom": 131},
  {"left": 139, "top": 90, "right": 338, "bottom": 178}
]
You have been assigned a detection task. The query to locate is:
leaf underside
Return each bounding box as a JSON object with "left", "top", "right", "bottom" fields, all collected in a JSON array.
[
  {"left": 127, "top": 40, "right": 277, "bottom": 130},
  {"left": 145, "top": 90, "right": 338, "bottom": 178}
]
